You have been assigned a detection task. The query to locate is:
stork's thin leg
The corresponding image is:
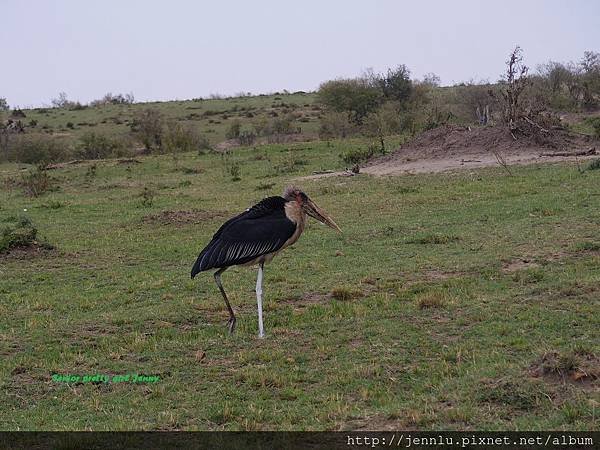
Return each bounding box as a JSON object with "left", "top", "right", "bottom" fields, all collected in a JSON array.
[
  {"left": 256, "top": 262, "right": 265, "bottom": 338},
  {"left": 214, "top": 267, "right": 236, "bottom": 334}
]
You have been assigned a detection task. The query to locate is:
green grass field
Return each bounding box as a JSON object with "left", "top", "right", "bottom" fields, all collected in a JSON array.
[{"left": 1, "top": 140, "right": 599, "bottom": 430}]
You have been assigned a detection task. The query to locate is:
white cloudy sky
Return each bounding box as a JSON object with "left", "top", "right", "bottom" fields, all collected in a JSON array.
[{"left": 2, "top": 0, "right": 599, "bottom": 107}]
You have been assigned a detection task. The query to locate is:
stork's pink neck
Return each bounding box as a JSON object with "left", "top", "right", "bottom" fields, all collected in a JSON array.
[{"left": 284, "top": 200, "right": 306, "bottom": 228}]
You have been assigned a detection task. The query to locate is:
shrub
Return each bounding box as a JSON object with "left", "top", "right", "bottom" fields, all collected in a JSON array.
[
  {"left": 319, "top": 112, "right": 354, "bottom": 139},
  {"left": 227, "top": 162, "right": 241, "bottom": 181},
  {"left": 78, "top": 132, "right": 130, "bottom": 159},
  {"left": 6, "top": 134, "right": 68, "bottom": 163},
  {"left": 272, "top": 115, "right": 296, "bottom": 134},
  {"left": 252, "top": 117, "right": 269, "bottom": 136},
  {"left": 139, "top": 186, "right": 155, "bottom": 207},
  {"left": 317, "top": 78, "right": 381, "bottom": 124},
  {"left": 341, "top": 142, "right": 383, "bottom": 165},
  {"left": 0, "top": 216, "right": 51, "bottom": 253},
  {"left": 374, "top": 65, "right": 413, "bottom": 103},
  {"left": 130, "top": 108, "right": 164, "bottom": 152},
  {"left": 225, "top": 119, "right": 241, "bottom": 139},
  {"left": 21, "top": 164, "right": 51, "bottom": 197},
  {"left": 162, "top": 122, "right": 210, "bottom": 154},
  {"left": 222, "top": 156, "right": 241, "bottom": 181}
]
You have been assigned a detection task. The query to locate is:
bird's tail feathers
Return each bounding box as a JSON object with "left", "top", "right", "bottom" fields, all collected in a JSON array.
[{"left": 191, "top": 247, "right": 210, "bottom": 279}]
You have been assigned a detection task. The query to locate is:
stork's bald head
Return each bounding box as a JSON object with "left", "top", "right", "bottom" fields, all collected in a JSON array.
[{"left": 282, "top": 185, "right": 340, "bottom": 232}]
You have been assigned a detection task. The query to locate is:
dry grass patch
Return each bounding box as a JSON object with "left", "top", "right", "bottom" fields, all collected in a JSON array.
[
  {"left": 330, "top": 286, "right": 362, "bottom": 301},
  {"left": 416, "top": 291, "right": 448, "bottom": 309}
]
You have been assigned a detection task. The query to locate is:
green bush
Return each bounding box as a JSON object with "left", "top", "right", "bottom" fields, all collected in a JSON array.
[
  {"left": 78, "top": 132, "right": 130, "bottom": 159},
  {"left": 162, "top": 122, "right": 210, "bottom": 154},
  {"left": 341, "top": 142, "right": 382, "bottom": 165},
  {"left": 319, "top": 112, "right": 354, "bottom": 139},
  {"left": 585, "top": 117, "right": 600, "bottom": 139},
  {"left": 130, "top": 108, "right": 164, "bottom": 152},
  {"left": 0, "top": 216, "right": 51, "bottom": 253},
  {"left": 5, "top": 134, "right": 68, "bottom": 163},
  {"left": 317, "top": 78, "right": 381, "bottom": 124}
]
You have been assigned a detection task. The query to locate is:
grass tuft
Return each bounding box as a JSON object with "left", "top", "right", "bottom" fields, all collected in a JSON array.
[
  {"left": 586, "top": 158, "right": 600, "bottom": 171},
  {"left": 572, "top": 241, "right": 600, "bottom": 252},
  {"left": 416, "top": 291, "right": 447, "bottom": 309},
  {"left": 330, "top": 286, "right": 361, "bottom": 301}
]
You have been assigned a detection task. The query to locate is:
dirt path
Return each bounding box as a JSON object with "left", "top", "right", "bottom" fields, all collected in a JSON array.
[{"left": 362, "top": 150, "right": 596, "bottom": 176}]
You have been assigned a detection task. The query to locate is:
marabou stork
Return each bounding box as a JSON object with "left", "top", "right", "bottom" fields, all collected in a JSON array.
[{"left": 191, "top": 186, "right": 341, "bottom": 338}]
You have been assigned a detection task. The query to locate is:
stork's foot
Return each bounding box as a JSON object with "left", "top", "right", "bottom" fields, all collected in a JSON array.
[{"left": 227, "top": 316, "right": 236, "bottom": 334}]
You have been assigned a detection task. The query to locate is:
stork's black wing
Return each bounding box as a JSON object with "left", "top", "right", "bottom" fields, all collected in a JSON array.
[{"left": 191, "top": 196, "right": 296, "bottom": 277}]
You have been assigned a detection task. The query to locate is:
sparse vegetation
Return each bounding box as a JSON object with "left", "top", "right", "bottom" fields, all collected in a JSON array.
[
  {"left": 139, "top": 186, "right": 155, "bottom": 207},
  {"left": 21, "top": 163, "right": 52, "bottom": 197}
]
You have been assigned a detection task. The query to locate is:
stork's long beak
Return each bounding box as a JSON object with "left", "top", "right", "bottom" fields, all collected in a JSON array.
[{"left": 303, "top": 198, "right": 341, "bottom": 232}]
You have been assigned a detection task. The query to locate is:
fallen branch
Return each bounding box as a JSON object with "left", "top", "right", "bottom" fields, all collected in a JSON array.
[
  {"left": 540, "top": 148, "right": 596, "bottom": 157},
  {"left": 523, "top": 116, "right": 549, "bottom": 133}
]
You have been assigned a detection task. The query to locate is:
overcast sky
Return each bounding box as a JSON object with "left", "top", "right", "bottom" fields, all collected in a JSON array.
[{"left": 2, "top": 0, "right": 599, "bottom": 108}]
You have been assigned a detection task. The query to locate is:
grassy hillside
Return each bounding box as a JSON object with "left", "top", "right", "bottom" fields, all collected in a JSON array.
[
  {"left": 18, "top": 92, "right": 322, "bottom": 145},
  {"left": 1, "top": 140, "right": 598, "bottom": 430}
]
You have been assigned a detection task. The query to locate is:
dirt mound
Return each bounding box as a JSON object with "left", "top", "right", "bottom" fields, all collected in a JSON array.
[
  {"left": 362, "top": 125, "right": 596, "bottom": 176},
  {"left": 142, "top": 209, "right": 228, "bottom": 226}
]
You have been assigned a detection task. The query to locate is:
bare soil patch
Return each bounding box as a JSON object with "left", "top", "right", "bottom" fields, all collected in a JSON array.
[
  {"left": 278, "top": 291, "right": 331, "bottom": 310},
  {"left": 529, "top": 351, "right": 599, "bottom": 390},
  {"left": 0, "top": 243, "right": 55, "bottom": 260},
  {"left": 501, "top": 258, "right": 540, "bottom": 273},
  {"left": 362, "top": 125, "right": 596, "bottom": 176},
  {"left": 142, "top": 209, "right": 228, "bottom": 226}
]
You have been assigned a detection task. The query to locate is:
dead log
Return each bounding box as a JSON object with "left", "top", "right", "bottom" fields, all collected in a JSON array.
[{"left": 540, "top": 148, "right": 596, "bottom": 157}]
